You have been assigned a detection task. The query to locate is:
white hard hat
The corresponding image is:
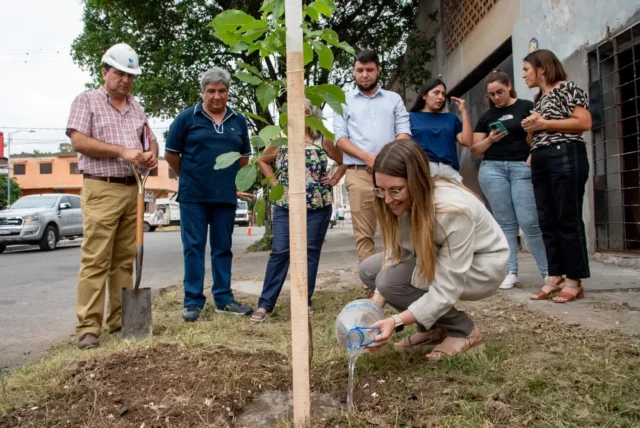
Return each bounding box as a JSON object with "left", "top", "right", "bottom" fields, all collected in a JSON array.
[{"left": 101, "top": 43, "right": 142, "bottom": 75}]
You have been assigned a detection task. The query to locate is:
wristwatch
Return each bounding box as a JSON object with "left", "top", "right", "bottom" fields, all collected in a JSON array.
[{"left": 392, "top": 314, "right": 404, "bottom": 333}]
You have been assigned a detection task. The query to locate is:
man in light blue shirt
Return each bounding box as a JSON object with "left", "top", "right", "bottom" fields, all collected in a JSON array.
[{"left": 333, "top": 50, "right": 411, "bottom": 266}]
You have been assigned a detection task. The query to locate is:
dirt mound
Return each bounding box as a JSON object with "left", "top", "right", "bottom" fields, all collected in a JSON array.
[{"left": 1, "top": 345, "right": 291, "bottom": 427}]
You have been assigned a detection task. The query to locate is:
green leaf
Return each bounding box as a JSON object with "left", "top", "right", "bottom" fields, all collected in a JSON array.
[
  {"left": 304, "top": 5, "right": 319, "bottom": 21},
  {"left": 259, "top": 125, "right": 282, "bottom": 143},
  {"left": 310, "top": 0, "right": 333, "bottom": 17},
  {"left": 272, "top": 0, "right": 285, "bottom": 19},
  {"left": 214, "top": 152, "right": 242, "bottom": 170},
  {"left": 229, "top": 42, "right": 248, "bottom": 53},
  {"left": 307, "top": 84, "right": 346, "bottom": 104},
  {"left": 311, "top": 41, "right": 334, "bottom": 70},
  {"left": 269, "top": 184, "right": 285, "bottom": 202},
  {"left": 254, "top": 198, "right": 266, "bottom": 226},
  {"left": 339, "top": 41, "right": 356, "bottom": 55},
  {"left": 319, "top": 29, "right": 340, "bottom": 47},
  {"left": 236, "top": 165, "right": 258, "bottom": 191},
  {"left": 236, "top": 71, "right": 263, "bottom": 85},
  {"left": 306, "top": 116, "right": 335, "bottom": 141},
  {"left": 214, "top": 30, "right": 241, "bottom": 47},
  {"left": 256, "top": 82, "right": 277, "bottom": 109},
  {"left": 279, "top": 112, "right": 288, "bottom": 129},
  {"left": 212, "top": 10, "right": 255, "bottom": 32},
  {"left": 318, "top": 0, "right": 337, "bottom": 10},
  {"left": 303, "top": 42, "right": 314, "bottom": 66},
  {"left": 271, "top": 137, "right": 288, "bottom": 147},
  {"left": 237, "top": 62, "right": 263, "bottom": 77},
  {"left": 251, "top": 136, "right": 265, "bottom": 150},
  {"left": 261, "top": 175, "right": 274, "bottom": 185},
  {"left": 307, "top": 84, "right": 346, "bottom": 116},
  {"left": 241, "top": 111, "right": 270, "bottom": 125}
]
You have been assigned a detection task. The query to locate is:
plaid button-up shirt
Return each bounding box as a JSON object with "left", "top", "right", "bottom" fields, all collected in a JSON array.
[{"left": 66, "top": 87, "right": 156, "bottom": 177}]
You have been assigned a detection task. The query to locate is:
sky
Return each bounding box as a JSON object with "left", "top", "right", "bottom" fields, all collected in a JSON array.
[{"left": 0, "top": 0, "right": 170, "bottom": 157}]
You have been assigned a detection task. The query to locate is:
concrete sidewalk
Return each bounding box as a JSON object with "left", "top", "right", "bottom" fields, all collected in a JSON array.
[{"left": 231, "top": 228, "right": 640, "bottom": 335}]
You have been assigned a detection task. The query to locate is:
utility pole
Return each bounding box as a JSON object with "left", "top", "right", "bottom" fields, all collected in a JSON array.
[{"left": 6, "top": 129, "right": 35, "bottom": 206}]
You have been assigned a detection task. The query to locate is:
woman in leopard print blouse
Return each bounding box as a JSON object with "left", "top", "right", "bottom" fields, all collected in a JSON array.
[{"left": 520, "top": 49, "right": 592, "bottom": 304}]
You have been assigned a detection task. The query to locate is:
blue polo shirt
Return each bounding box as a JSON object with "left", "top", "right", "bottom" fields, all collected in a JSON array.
[{"left": 165, "top": 103, "right": 251, "bottom": 204}]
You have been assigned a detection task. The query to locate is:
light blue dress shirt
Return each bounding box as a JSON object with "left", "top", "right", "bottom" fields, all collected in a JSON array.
[{"left": 333, "top": 87, "right": 411, "bottom": 165}]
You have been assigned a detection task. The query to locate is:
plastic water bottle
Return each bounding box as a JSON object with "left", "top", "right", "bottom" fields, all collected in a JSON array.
[{"left": 335, "top": 299, "right": 384, "bottom": 353}]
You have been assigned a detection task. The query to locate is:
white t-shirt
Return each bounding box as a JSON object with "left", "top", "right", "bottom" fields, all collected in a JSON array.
[{"left": 337, "top": 208, "right": 345, "bottom": 217}]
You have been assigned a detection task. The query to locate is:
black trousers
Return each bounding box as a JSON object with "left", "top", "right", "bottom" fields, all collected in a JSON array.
[{"left": 531, "top": 142, "right": 590, "bottom": 279}]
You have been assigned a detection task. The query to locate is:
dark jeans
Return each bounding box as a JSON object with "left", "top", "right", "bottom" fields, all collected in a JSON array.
[
  {"left": 258, "top": 205, "right": 332, "bottom": 312},
  {"left": 531, "top": 142, "right": 590, "bottom": 279},
  {"left": 180, "top": 202, "right": 236, "bottom": 309}
]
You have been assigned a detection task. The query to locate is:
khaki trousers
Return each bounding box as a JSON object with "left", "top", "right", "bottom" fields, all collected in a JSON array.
[
  {"left": 345, "top": 168, "right": 377, "bottom": 262},
  {"left": 76, "top": 178, "right": 137, "bottom": 337}
]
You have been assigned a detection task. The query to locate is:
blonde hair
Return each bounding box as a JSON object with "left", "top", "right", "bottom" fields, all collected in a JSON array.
[{"left": 373, "top": 139, "right": 438, "bottom": 284}]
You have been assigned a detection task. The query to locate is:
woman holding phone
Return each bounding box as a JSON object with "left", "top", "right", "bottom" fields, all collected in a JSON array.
[
  {"left": 409, "top": 79, "right": 473, "bottom": 183},
  {"left": 471, "top": 69, "right": 548, "bottom": 290}
]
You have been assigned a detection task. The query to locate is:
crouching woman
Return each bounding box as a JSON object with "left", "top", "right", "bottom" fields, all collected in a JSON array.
[{"left": 359, "top": 139, "right": 508, "bottom": 361}]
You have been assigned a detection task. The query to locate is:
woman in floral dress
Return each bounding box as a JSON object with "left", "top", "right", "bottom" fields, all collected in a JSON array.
[{"left": 251, "top": 99, "right": 345, "bottom": 322}]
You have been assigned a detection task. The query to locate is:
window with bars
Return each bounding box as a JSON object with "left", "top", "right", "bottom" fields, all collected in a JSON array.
[
  {"left": 443, "top": 0, "right": 499, "bottom": 55},
  {"left": 39, "top": 163, "right": 52, "bottom": 175},
  {"left": 13, "top": 164, "right": 26, "bottom": 175},
  {"left": 69, "top": 162, "right": 79, "bottom": 175},
  {"left": 588, "top": 22, "right": 640, "bottom": 252}
]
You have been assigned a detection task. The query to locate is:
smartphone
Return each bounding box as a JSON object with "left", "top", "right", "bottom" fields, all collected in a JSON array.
[{"left": 489, "top": 121, "right": 508, "bottom": 134}]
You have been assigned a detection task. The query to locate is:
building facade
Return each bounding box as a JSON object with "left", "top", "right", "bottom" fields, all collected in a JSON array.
[{"left": 391, "top": 0, "right": 640, "bottom": 263}]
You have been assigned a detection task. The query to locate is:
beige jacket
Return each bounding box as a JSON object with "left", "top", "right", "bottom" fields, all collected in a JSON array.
[{"left": 395, "top": 181, "right": 508, "bottom": 330}]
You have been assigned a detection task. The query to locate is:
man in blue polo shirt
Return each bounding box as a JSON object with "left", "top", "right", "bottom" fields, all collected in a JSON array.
[{"left": 165, "top": 67, "right": 253, "bottom": 321}]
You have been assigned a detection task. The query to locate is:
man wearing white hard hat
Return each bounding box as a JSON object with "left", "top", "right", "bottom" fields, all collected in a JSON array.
[{"left": 66, "top": 42, "right": 158, "bottom": 350}]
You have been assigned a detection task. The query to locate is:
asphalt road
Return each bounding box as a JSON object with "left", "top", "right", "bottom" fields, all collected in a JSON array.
[{"left": 0, "top": 226, "right": 265, "bottom": 370}]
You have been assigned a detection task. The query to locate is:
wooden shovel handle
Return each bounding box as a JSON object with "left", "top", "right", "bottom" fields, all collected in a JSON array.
[{"left": 137, "top": 193, "right": 144, "bottom": 246}]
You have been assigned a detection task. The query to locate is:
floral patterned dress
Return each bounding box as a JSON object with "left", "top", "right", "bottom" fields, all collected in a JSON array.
[{"left": 274, "top": 138, "right": 333, "bottom": 210}]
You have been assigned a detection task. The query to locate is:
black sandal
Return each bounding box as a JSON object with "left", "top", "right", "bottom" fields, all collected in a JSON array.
[{"left": 250, "top": 309, "right": 269, "bottom": 323}]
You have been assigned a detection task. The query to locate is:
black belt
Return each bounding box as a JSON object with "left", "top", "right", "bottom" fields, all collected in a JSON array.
[{"left": 83, "top": 174, "right": 137, "bottom": 185}]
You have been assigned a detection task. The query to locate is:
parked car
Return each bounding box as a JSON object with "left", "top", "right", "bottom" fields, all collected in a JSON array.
[
  {"left": 0, "top": 194, "right": 83, "bottom": 253},
  {"left": 235, "top": 200, "right": 250, "bottom": 227}
]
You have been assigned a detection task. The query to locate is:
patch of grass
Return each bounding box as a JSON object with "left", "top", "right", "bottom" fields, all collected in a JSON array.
[
  {"left": 1, "top": 286, "right": 640, "bottom": 427},
  {"left": 247, "top": 231, "right": 273, "bottom": 252}
]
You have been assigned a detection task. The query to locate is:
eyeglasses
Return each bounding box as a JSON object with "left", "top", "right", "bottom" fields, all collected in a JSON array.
[{"left": 372, "top": 187, "right": 405, "bottom": 200}]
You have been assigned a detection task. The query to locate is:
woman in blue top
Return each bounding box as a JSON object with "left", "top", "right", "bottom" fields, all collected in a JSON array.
[{"left": 409, "top": 79, "right": 473, "bottom": 182}]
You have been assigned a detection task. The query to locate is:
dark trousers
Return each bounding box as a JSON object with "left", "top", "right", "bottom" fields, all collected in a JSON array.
[
  {"left": 180, "top": 202, "right": 236, "bottom": 309},
  {"left": 531, "top": 142, "right": 590, "bottom": 279},
  {"left": 258, "top": 205, "right": 332, "bottom": 312}
]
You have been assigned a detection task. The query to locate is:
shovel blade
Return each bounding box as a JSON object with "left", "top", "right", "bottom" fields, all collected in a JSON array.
[{"left": 121, "top": 287, "right": 153, "bottom": 340}]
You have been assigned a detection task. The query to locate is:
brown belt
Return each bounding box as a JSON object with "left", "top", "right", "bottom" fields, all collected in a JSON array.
[
  {"left": 345, "top": 164, "right": 372, "bottom": 173},
  {"left": 83, "top": 174, "right": 137, "bottom": 185}
]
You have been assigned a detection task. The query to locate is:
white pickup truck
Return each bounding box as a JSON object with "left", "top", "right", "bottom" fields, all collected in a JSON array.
[{"left": 144, "top": 198, "right": 180, "bottom": 232}]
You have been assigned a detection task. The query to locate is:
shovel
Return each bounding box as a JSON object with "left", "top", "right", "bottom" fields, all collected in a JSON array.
[{"left": 121, "top": 165, "right": 152, "bottom": 340}]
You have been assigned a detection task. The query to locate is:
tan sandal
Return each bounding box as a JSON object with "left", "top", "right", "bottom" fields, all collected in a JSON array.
[
  {"left": 363, "top": 285, "right": 374, "bottom": 298},
  {"left": 553, "top": 280, "right": 584, "bottom": 303},
  {"left": 530, "top": 277, "right": 565, "bottom": 300},
  {"left": 394, "top": 327, "right": 446, "bottom": 350},
  {"left": 425, "top": 329, "right": 485, "bottom": 362},
  {"left": 249, "top": 309, "right": 269, "bottom": 323}
]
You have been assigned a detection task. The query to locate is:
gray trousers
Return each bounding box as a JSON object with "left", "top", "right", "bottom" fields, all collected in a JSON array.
[{"left": 359, "top": 253, "right": 474, "bottom": 338}]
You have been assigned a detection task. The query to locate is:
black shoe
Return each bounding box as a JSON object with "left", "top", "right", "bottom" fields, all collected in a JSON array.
[
  {"left": 183, "top": 305, "right": 201, "bottom": 322},
  {"left": 215, "top": 301, "right": 253, "bottom": 316}
]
